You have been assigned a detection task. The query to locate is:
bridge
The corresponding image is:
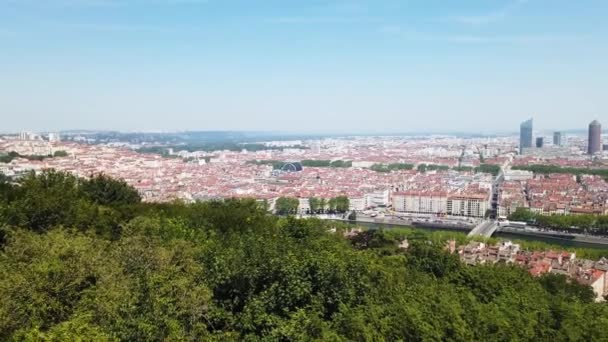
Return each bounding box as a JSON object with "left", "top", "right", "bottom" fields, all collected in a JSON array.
[{"left": 467, "top": 220, "right": 498, "bottom": 238}]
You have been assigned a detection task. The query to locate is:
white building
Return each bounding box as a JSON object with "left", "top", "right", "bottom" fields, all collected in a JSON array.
[
  {"left": 392, "top": 191, "right": 448, "bottom": 215},
  {"left": 298, "top": 198, "right": 310, "bottom": 214},
  {"left": 310, "top": 141, "right": 321, "bottom": 155},
  {"left": 365, "top": 189, "right": 390, "bottom": 208},
  {"left": 48, "top": 133, "right": 61, "bottom": 143},
  {"left": 352, "top": 161, "right": 376, "bottom": 168},
  {"left": 447, "top": 194, "right": 490, "bottom": 218},
  {"left": 503, "top": 169, "right": 534, "bottom": 181},
  {"left": 348, "top": 196, "right": 366, "bottom": 211}
]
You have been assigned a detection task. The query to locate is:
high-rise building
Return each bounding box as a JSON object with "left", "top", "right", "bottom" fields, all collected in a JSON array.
[
  {"left": 519, "top": 118, "right": 533, "bottom": 154},
  {"left": 310, "top": 141, "right": 321, "bottom": 154},
  {"left": 536, "top": 137, "right": 544, "bottom": 148},
  {"left": 588, "top": 120, "right": 602, "bottom": 155},
  {"left": 553, "top": 132, "right": 564, "bottom": 146},
  {"left": 48, "top": 133, "right": 61, "bottom": 143}
]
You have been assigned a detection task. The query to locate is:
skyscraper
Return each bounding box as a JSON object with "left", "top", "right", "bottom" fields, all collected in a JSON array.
[
  {"left": 536, "top": 137, "right": 544, "bottom": 148},
  {"left": 588, "top": 120, "right": 602, "bottom": 155},
  {"left": 553, "top": 132, "right": 564, "bottom": 146},
  {"left": 520, "top": 118, "right": 533, "bottom": 154}
]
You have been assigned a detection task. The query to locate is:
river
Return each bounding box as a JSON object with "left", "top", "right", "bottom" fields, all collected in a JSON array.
[{"left": 341, "top": 219, "right": 608, "bottom": 250}]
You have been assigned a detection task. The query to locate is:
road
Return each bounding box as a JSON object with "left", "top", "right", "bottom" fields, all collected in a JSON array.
[{"left": 468, "top": 220, "right": 498, "bottom": 238}]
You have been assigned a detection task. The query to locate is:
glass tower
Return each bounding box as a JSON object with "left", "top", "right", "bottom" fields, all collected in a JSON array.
[{"left": 519, "top": 118, "right": 533, "bottom": 154}]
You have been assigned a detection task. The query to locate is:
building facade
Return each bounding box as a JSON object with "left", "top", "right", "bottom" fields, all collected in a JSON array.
[
  {"left": 520, "top": 118, "right": 533, "bottom": 154},
  {"left": 392, "top": 191, "right": 490, "bottom": 218},
  {"left": 447, "top": 194, "right": 490, "bottom": 218},
  {"left": 392, "top": 191, "right": 448, "bottom": 215},
  {"left": 536, "top": 137, "right": 544, "bottom": 148},
  {"left": 588, "top": 120, "right": 602, "bottom": 155},
  {"left": 553, "top": 132, "right": 564, "bottom": 146}
]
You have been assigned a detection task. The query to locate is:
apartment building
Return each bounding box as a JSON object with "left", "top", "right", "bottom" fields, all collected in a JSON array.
[
  {"left": 392, "top": 191, "right": 448, "bottom": 214},
  {"left": 447, "top": 193, "right": 490, "bottom": 218}
]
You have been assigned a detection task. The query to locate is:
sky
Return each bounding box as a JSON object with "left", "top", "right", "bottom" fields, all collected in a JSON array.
[{"left": 1, "top": 0, "right": 607, "bottom": 133}]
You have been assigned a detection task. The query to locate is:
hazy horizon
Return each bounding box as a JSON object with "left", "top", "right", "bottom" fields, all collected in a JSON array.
[{"left": 1, "top": 0, "right": 607, "bottom": 132}]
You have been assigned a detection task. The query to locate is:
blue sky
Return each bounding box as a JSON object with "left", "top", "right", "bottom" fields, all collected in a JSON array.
[{"left": 1, "top": 0, "right": 607, "bottom": 133}]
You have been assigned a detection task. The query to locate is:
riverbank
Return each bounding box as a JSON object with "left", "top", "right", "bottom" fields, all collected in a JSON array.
[
  {"left": 329, "top": 217, "right": 608, "bottom": 249},
  {"left": 497, "top": 227, "right": 608, "bottom": 248}
]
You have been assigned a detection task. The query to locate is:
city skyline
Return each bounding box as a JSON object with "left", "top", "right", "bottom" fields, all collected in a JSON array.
[
  {"left": 1, "top": 0, "right": 607, "bottom": 132},
  {"left": 589, "top": 120, "right": 603, "bottom": 155},
  {"left": 2, "top": 1, "right": 608, "bottom": 338},
  {"left": 3, "top": 119, "right": 607, "bottom": 136}
]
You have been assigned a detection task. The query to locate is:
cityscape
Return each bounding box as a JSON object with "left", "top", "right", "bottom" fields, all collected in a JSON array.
[
  {"left": 1, "top": 119, "right": 605, "bottom": 218},
  {"left": 2, "top": 0, "right": 608, "bottom": 339},
  {"left": 2, "top": 119, "right": 608, "bottom": 303}
]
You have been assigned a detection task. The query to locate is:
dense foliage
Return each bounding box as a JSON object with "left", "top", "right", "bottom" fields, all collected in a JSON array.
[
  {"left": 509, "top": 208, "right": 608, "bottom": 235},
  {"left": 370, "top": 163, "right": 415, "bottom": 172},
  {"left": 0, "top": 150, "right": 69, "bottom": 163},
  {"left": 452, "top": 166, "right": 474, "bottom": 172},
  {"left": 276, "top": 196, "right": 350, "bottom": 215},
  {"left": 512, "top": 164, "right": 608, "bottom": 180},
  {"left": 53, "top": 150, "right": 69, "bottom": 157},
  {"left": 0, "top": 151, "right": 53, "bottom": 163},
  {"left": 0, "top": 171, "right": 607, "bottom": 340},
  {"left": 369, "top": 163, "right": 500, "bottom": 176},
  {"left": 275, "top": 197, "right": 300, "bottom": 215},
  {"left": 417, "top": 164, "right": 450, "bottom": 172},
  {"left": 474, "top": 163, "right": 501, "bottom": 176}
]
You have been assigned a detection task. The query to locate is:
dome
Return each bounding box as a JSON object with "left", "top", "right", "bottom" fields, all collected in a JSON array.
[{"left": 281, "top": 162, "right": 303, "bottom": 172}]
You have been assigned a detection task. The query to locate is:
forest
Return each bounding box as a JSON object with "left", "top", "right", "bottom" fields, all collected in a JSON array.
[{"left": 0, "top": 171, "right": 607, "bottom": 341}]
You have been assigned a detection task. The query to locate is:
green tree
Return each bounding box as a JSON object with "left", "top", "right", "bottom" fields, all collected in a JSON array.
[
  {"left": 348, "top": 211, "right": 357, "bottom": 222},
  {"left": 474, "top": 164, "right": 501, "bottom": 176},
  {"left": 275, "top": 197, "right": 299, "bottom": 215},
  {"left": 53, "top": 150, "right": 69, "bottom": 157},
  {"left": 80, "top": 173, "right": 141, "bottom": 206},
  {"left": 1, "top": 172, "right": 608, "bottom": 340},
  {"left": 327, "top": 198, "right": 337, "bottom": 213},
  {"left": 0, "top": 174, "right": 15, "bottom": 204},
  {"left": 538, "top": 273, "right": 596, "bottom": 303},
  {"left": 319, "top": 198, "right": 327, "bottom": 214},
  {"left": 6, "top": 170, "right": 82, "bottom": 231},
  {"left": 333, "top": 196, "right": 350, "bottom": 213},
  {"left": 308, "top": 197, "right": 320, "bottom": 214},
  {"left": 508, "top": 208, "right": 536, "bottom": 222}
]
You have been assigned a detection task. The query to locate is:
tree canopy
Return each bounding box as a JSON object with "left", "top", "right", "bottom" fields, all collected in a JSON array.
[
  {"left": 0, "top": 171, "right": 606, "bottom": 340},
  {"left": 512, "top": 164, "right": 608, "bottom": 180},
  {"left": 509, "top": 207, "right": 608, "bottom": 235}
]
